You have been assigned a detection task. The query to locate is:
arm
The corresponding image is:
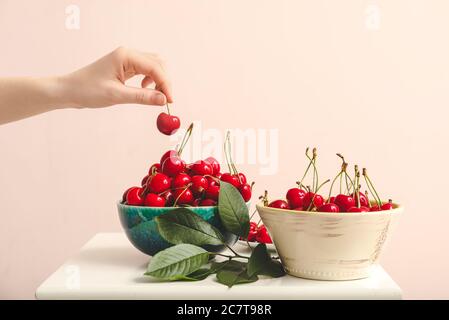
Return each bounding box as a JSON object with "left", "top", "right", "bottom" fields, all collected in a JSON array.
[{"left": 0, "top": 47, "right": 173, "bottom": 125}]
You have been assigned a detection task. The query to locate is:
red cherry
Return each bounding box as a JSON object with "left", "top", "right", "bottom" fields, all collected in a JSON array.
[
  {"left": 171, "top": 173, "right": 192, "bottom": 189},
  {"left": 206, "top": 176, "right": 220, "bottom": 187},
  {"left": 204, "top": 157, "right": 221, "bottom": 176},
  {"left": 220, "top": 173, "right": 240, "bottom": 188},
  {"left": 247, "top": 222, "right": 258, "bottom": 242},
  {"left": 156, "top": 112, "right": 180, "bottom": 136},
  {"left": 328, "top": 196, "right": 336, "bottom": 204},
  {"left": 370, "top": 205, "right": 381, "bottom": 212},
  {"left": 160, "top": 190, "right": 174, "bottom": 206},
  {"left": 352, "top": 192, "right": 369, "bottom": 207},
  {"left": 191, "top": 175, "right": 209, "bottom": 196},
  {"left": 122, "top": 187, "right": 137, "bottom": 203},
  {"left": 256, "top": 225, "right": 272, "bottom": 244},
  {"left": 381, "top": 202, "right": 394, "bottom": 210},
  {"left": 148, "top": 163, "right": 161, "bottom": 175},
  {"left": 191, "top": 160, "right": 213, "bottom": 176},
  {"left": 237, "top": 173, "right": 247, "bottom": 185},
  {"left": 215, "top": 172, "right": 222, "bottom": 179},
  {"left": 141, "top": 175, "right": 149, "bottom": 187},
  {"left": 347, "top": 206, "right": 370, "bottom": 212},
  {"left": 173, "top": 188, "right": 194, "bottom": 205},
  {"left": 303, "top": 192, "right": 325, "bottom": 210},
  {"left": 292, "top": 206, "right": 304, "bottom": 211},
  {"left": 148, "top": 173, "right": 170, "bottom": 194},
  {"left": 160, "top": 150, "right": 186, "bottom": 177},
  {"left": 144, "top": 193, "right": 166, "bottom": 207},
  {"left": 268, "top": 200, "right": 289, "bottom": 209},
  {"left": 286, "top": 188, "right": 306, "bottom": 209},
  {"left": 192, "top": 198, "right": 201, "bottom": 207},
  {"left": 205, "top": 184, "right": 220, "bottom": 201},
  {"left": 334, "top": 194, "right": 355, "bottom": 212},
  {"left": 317, "top": 203, "right": 340, "bottom": 213},
  {"left": 238, "top": 183, "right": 252, "bottom": 202},
  {"left": 199, "top": 199, "right": 217, "bottom": 206},
  {"left": 126, "top": 187, "right": 144, "bottom": 206}
]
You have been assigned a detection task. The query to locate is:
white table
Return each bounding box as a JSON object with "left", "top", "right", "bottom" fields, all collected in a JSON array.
[{"left": 35, "top": 233, "right": 402, "bottom": 300}]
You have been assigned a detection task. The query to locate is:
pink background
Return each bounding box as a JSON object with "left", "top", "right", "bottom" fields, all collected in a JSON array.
[{"left": 1, "top": 0, "right": 449, "bottom": 299}]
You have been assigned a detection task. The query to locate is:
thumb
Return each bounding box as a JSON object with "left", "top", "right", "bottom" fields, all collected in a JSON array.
[{"left": 115, "top": 86, "right": 167, "bottom": 106}]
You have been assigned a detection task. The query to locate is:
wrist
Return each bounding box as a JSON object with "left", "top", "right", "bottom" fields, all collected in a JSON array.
[{"left": 45, "top": 74, "right": 79, "bottom": 109}]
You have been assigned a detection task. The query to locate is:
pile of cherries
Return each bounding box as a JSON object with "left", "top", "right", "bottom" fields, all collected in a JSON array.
[
  {"left": 263, "top": 149, "right": 395, "bottom": 213},
  {"left": 246, "top": 221, "right": 272, "bottom": 244},
  {"left": 122, "top": 124, "right": 253, "bottom": 207}
]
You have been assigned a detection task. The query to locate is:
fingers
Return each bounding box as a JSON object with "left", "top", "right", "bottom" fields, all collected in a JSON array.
[
  {"left": 141, "top": 76, "right": 154, "bottom": 88},
  {"left": 115, "top": 85, "right": 167, "bottom": 106},
  {"left": 127, "top": 50, "right": 173, "bottom": 103}
]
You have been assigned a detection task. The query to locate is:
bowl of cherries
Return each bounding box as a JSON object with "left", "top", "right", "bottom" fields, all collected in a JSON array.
[
  {"left": 256, "top": 149, "right": 403, "bottom": 281},
  {"left": 118, "top": 124, "right": 252, "bottom": 256}
]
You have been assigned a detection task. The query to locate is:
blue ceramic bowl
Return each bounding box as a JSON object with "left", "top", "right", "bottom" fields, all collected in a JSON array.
[{"left": 117, "top": 202, "right": 238, "bottom": 256}]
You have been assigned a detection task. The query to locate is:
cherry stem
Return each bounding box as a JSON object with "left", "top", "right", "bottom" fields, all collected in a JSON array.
[
  {"left": 355, "top": 170, "right": 361, "bottom": 208},
  {"left": 173, "top": 183, "right": 192, "bottom": 207},
  {"left": 223, "top": 131, "right": 236, "bottom": 174},
  {"left": 298, "top": 148, "right": 313, "bottom": 190},
  {"left": 363, "top": 168, "right": 382, "bottom": 207},
  {"left": 328, "top": 171, "right": 343, "bottom": 203},
  {"left": 177, "top": 123, "right": 194, "bottom": 156},
  {"left": 306, "top": 179, "right": 330, "bottom": 211},
  {"left": 166, "top": 103, "right": 170, "bottom": 115},
  {"left": 259, "top": 190, "right": 269, "bottom": 206},
  {"left": 305, "top": 148, "right": 319, "bottom": 192},
  {"left": 365, "top": 190, "right": 371, "bottom": 208},
  {"left": 250, "top": 208, "right": 258, "bottom": 220}
]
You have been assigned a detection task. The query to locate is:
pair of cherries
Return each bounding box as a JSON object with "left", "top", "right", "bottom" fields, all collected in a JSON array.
[
  {"left": 267, "top": 188, "right": 325, "bottom": 211},
  {"left": 246, "top": 222, "right": 272, "bottom": 244},
  {"left": 122, "top": 150, "right": 252, "bottom": 207}
]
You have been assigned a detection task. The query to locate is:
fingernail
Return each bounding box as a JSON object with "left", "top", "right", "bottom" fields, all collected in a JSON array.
[{"left": 155, "top": 94, "right": 166, "bottom": 105}]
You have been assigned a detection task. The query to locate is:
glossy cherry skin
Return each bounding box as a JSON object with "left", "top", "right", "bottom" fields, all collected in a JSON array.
[
  {"left": 247, "top": 222, "right": 258, "bottom": 242},
  {"left": 148, "top": 163, "right": 161, "bottom": 175},
  {"left": 141, "top": 175, "right": 150, "bottom": 187},
  {"left": 220, "top": 173, "right": 240, "bottom": 188},
  {"left": 204, "top": 157, "right": 221, "bottom": 176},
  {"left": 171, "top": 173, "right": 192, "bottom": 189},
  {"left": 381, "top": 202, "right": 394, "bottom": 210},
  {"left": 148, "top": 173, "right": 170, "bottom": 194},
  {"left": 191, "top": 160, "right": 213, "bottom": 176},
  {"left": 238, "top": 183, "right": 252, "bottom": 202},
  {"left": 173, "top": 188, "right": 194, "bottom": 205},
  {"left": 191, "top": 175, "right": 209, "bottom": 196},
  {"left": 334, "top": 194, "right": 355, "bottom": 212},
  {"left": 286, "top": 188, "right": 306, "bottom": 209},
  {"left": 237, "top": 173, "right": 247, "bottom": 185},
  {"left": 205, "top": 184, "right": 220, "bottom": 201},
  {"left": 215, "top": 172, "right": 222, "bottom": 179},
  {"left": 352, "top": 192, "right": 369, "bottom": 207},
  {"left": 317, "top": 203, "right": 340, "bottom": 213},
  {"left": 256, "top": 225, "right": 272, "bottom": 244},
  {"left": 347, "top": 206, "right": 370, "bottom": 212},
  {"left": 370, "top": 205, "right": 381, "bottom": 212},
  {"left": 206, "top": 176, "right": 220, "bottom": 187},
  {"left": 303, "top": 192, "right": 325, "bottom": 210},
  {"left": 268, "top": 199, "right": 289, "bottom": 209},
  {"left": 199, "top": 199, "right": 217, "bottom": 206},
  {"left": 160, "top": 150, "right": 186, "bottom": 177},
  {"left": 126, "top": 187, "right": 144, "bottom": 206},
  {"left": 160, "top": 190, "right": 174, "bottom": 206},
  {"left": 144, "top": 193, "right": 166, "bottom": 207},
  {"left": 328, "top": 196, "right": 336, "bottom": 204},
  {"left": 156, "top": 112, "right": 181, "bottom": 136},
  {"left": 122, "top": 187, "right": 137, "bottom": 203}
]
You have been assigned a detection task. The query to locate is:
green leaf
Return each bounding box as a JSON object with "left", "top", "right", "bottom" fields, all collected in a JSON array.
[
  {"left": 218, "top": 181, "right": 250, "bottom": 238},
  {"left": 156, "top": 208, "right": 225, "bottom": 246},
  {"left": 247, "top": 243, "right": 285, "bottom": 278},
  {"left": 169, "top": 268, "right": 212, "bottom": 281},
  {"left": 216, "top": 268, "right": 258, "bottom": 288},
  {"left": 145, "top": 244, "right": 209, "bottom": 279}
]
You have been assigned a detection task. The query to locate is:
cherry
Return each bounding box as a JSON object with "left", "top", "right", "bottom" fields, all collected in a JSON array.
[
  {"left": 191, "top": 160, "right": 213, "bottom": 176},
  {"left": 122, "top": 187, "right": 137, "bottom": 203},
  {"left": 237, "top": 173, "right": 247, "bottom": 185},
  {"left": 141, "top": 175, "right": 149, "bottom": 188},
  {"left": 205, "top": 184, "right": 220, "bottom": 201},
  {"left": 206, "top": 176, "right": 220, "bottom": 187},
  {"left": 160, "top": 190, "right": 174, "bottom": 206},
  {"left": 144, "top": 193, "right": 166, "bottom": 207},
  {"left": 148, "top": 163, "right": 161, "bottom": 175},
  {"left": 204, "top": 157, "right": 221, "bottom": 176},
  {"left": 148, "top": 173, "right": 170, "bottom": 194},
  {"left": 356, "top": 192, "right": 369, "bottom": 207},
  {"left": 268, "top": 200, "right": 289, "bottom": 209},
  {"left": 171, "top": 173, "right": 192, "bottom": 189},
  {"left": 317, "top": 203, "right": 340, "bottom": 213},
  {"left": 381, "top": 200, "right": 394, "bottom": 211},
  {"left": 292, "top": 206, "right": 304, "bottom": 211},
  {"left": 247, "top": 222, "right": 258, "bottom": 242},
  {"left": 191, "top": 175, "right": 209, "bottom": 196},
  {"left": 286, "top": 188, "right": 306, "bottom": 209},
  {"left": 303, "top": 192, "right": 325, "bottom": 210},
  {"left": 192, "top": 198, "right": 202, "bottom": 207},
  {"left": 156, "top": 104, "right": 180, "bottom": 136},
  {"left": 126, "top": 187, "right": 144, "bottom": 206},
  {"left": 256, "top": 225, "right": 272, "bottom": 244},
  {"left": 334, "top": 194, "right": 355, "bottom": 212},
  {"left": 215, "top": 172, "right": 222, "bottom": 179},
  {"left": 173, "top": 188, "right": 194, "bottom": 205},
  {"left": 328, "top": 196, "right": 336, "bottom": 203},
  {"left": 370, "top": 205, "right": 381, "bottom": 212},
  {"left": 160, "top": 150, "right": 186, "bottom": 177},
  {"left": 199, "top": 199, "right": 217, "bottom": 207},
  {"left": 347, "top": 206, "right": 370, "bottom": 212},
  {"left": 238, "top": 183, "right": 252, "bottom": 202},
  {"left": 220, "top": 173, "right": 240, "bottom": 188}
]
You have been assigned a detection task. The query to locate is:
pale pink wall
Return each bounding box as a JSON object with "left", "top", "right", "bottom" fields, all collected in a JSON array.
[{"left": 1, "top": 0, "right": 449, "bottom": 299}]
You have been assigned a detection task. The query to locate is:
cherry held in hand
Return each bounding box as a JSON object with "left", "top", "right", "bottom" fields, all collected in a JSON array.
[{"left": 157, "top": 104, "right": 180, "bottom": 136}]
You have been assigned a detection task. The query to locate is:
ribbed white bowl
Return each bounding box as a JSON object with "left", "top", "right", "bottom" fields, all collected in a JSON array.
[{"left": 256, "top": 203, "right": 402, "bottom": 280}]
